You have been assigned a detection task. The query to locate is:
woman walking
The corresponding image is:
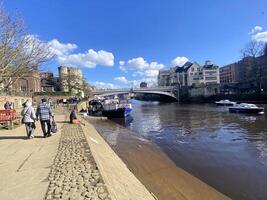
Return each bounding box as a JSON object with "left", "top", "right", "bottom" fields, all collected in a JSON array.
[{"left": 21, "top": 101, "right": 36, "bottom": 139}]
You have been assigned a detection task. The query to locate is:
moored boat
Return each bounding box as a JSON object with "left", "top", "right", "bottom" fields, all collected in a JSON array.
[
  {"left": 102, "top": 99, "right": 132, "bottom": 118},
  {"left": 229, "top": 103, "right": 264, "bottom": 114},
  {"left": 215, "top": 99, "right": 236, "bottom": 106}
]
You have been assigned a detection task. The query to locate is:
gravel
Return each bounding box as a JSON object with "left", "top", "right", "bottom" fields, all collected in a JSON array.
[{"left": 45, "top": 124, "right": 111, "bottom": 200}]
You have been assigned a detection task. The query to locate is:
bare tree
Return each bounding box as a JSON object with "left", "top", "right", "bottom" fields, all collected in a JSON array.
[
  {"left": 0, "top": 6, "right": 54, "bottom": 94},
  {"left": 241, "top": 40, "right": 264, "bottom": 58},
  {"left": 241, "top": 40, "right": 265, "bottom": 93}
]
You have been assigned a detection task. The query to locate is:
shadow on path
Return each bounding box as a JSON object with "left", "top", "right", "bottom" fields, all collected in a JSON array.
[
  {"left": 0, "top": 136, "right": 44, "bottom": 140},
  {"left": 55, "top": 121, "right": 69, "bottom": 124}
]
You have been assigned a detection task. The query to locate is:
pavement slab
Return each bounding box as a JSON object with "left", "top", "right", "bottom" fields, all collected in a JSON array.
[{"left": 0, "top": 114, "right": 65, "bottom": 200}]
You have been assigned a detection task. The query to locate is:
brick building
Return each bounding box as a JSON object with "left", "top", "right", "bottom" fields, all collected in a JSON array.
[
  {"left": 40, "top": 72, "right": 61, "bottom": 92},
  {"left": 11, "top": 70, "right": 41, "bottom": 96},
  {"left": 219, "top": 63, "right": 238, "bottom": 84}
]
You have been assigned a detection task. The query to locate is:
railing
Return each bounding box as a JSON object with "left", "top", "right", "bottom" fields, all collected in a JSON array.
[{"left": 92, "top": 86, "right": 175, "bottom": 92}]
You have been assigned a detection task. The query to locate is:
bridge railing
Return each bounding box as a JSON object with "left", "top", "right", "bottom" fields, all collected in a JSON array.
[{"left": 92, "top": 86, "right": 175, "bottom": 93}]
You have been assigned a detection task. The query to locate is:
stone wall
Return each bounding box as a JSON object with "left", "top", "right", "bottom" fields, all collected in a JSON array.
[{"left": 0, "top": 96, "right": 32, "bottom": 110}]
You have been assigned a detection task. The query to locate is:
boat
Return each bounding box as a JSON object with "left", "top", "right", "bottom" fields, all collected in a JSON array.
[
  {"left": 111, "top": 115, "right": 133, "bottom": 126},
  {"left": 215, "top": 99, "right": 236, "bottom": 106},
  {"left": 102, "top": 99, "right": 132, "bottom": 118},
  {"left": 229, "top": 103, "right": 264, "bottom": 114}
]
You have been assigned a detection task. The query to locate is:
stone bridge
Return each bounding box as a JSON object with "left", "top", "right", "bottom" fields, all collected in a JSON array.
[{"left": 92, "top": 87, "right": 178, "bottom": 102}]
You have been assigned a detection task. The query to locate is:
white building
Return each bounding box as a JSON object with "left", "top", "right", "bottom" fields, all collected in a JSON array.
[
  {"left": 202, "top": 60, "right": 220, "bottom": 85},
  {"left": 158, "top": 60, "right": 220, "bottom": 96}
]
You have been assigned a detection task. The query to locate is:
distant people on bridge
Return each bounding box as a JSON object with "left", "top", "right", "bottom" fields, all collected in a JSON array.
[
  {"left": 36, "top": 98, "right": 54, "bottom": 138},
  {"left": 21, "top": 101, "right": 36, "bottom": 139}
]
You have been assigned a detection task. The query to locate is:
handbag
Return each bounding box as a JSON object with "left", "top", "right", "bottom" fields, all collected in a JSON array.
[
  {"left": 51, "top": 120, "right": 58, "bottom": 133},
  {"left": 21, "top": 107, "right": 30, "bottom": 124}
]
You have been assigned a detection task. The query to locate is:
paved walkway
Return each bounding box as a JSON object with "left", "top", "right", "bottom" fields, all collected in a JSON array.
[
  {"left": 0, "top": 110, "right": 155, "bottom": 200},
  {"left": 0, "top": 114, "right": 65, "bottom": 200}
]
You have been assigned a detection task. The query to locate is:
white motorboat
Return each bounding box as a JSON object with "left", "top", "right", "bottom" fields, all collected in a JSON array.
[
  {"left": 229, "top": 103, "right": 264, "bottom": 114},
  {"left": 215, "top": 99, "right": 236, "bottom": 106}
]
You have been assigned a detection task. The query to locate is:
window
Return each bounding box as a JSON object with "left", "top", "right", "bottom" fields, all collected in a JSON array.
[{"left": 205, "top": 77, "right": 217, "bottom": 80}]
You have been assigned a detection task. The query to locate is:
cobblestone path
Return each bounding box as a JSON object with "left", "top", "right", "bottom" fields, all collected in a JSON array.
[{"left": 45, "top": 124, "right": 110, "bottom": 200}]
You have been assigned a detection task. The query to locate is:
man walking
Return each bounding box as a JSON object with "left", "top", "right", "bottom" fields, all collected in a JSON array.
[{"left": 36, "top": 98, "right": 54, "bottom": 137}]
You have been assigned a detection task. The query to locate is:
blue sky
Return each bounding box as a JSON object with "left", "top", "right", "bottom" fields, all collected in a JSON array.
[{"left": 4, "top": 0, "right": 267, "bottom": 88}]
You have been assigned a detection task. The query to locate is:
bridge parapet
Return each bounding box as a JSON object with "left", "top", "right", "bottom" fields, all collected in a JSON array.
[
  {"left": 92, "top": 86, "right": 175, "bottom": 94},
  {"left": 91, "top": 87, "right": 178, "bottom": 102}
]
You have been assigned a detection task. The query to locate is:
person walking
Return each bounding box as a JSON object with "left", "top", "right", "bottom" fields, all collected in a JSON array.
[
  {"left": 21, "top": 101, "right": 36, "bottom": 139},
  {"left": 36, "top": 98, "right": 54, "bottom": 138}
]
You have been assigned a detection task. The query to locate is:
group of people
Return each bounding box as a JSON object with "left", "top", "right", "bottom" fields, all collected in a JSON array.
[{"left": 21, "top": 98, "right": 54, "bottom": 139}]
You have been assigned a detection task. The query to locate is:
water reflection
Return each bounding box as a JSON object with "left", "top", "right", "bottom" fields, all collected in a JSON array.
[
  {"left": 110, "top": 115, "right": 133, "bottom": 127},
  {"left": 90, "top": 101, "right": 267, "bottom": 200},
  {"left": 128, "top": 101, "right": 267, "bottom": 200}
]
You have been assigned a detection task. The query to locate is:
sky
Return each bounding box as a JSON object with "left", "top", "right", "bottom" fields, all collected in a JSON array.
[{"left": 4, "top": 0, "right": 267, "bottom": 88}]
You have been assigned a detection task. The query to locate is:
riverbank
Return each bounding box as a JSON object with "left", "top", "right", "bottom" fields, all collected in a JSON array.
[
  {"left": 86, "top": 117, "right": 231, "bottom": 200},
  {"left": 0, "top": 105, "right": 232, "bottom": 200},
  {"left": 0, "top": 108, "right": 155, "bottom": 200}
]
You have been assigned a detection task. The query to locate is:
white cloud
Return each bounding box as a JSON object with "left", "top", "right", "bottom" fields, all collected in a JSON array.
[
  {"left": 119, "top": 66, "right": 128, "bottom": 73},
  {"left": 119, "top": 61, "right": 125, "bottom": 66},
  {"left": 58, "top": 49, "right": 114, "bottom": 68},
  {"left": 47, "top": 39, "right": 114, "bottom": 68},
  {"left": 93, "top": 81, "right": 117, "bottom": 89},
  {"left": 131, "top": 78, "right": 158, "bottom": 87},
  {"left": 144, "top": 69, "right": 160, "bottom": 77},
  {"left": 114, "top": 76, "right": 129, "bottom": 84},
  {"left": 127, "top": 57, "right": 149, "bottom": 69},
  {"left": 117, "top": 57, "right": 164, "bottom": 87},
  {"left": 119, "top": 57, "right": 164, "bottom": 77},
  {"left": 252, "top": 31, "right": 267, "bottom": 43},
  {"left": 114, "top": 76, "right": 158, "bottom": 88},
  {"left": 171, "top": 56, "right": 188, "bottom": 67},
  {"left": 48, "top": 39, "right": 78, "bottom": 56},
  {"left": 249, "top": 26, "right": 263, "bottom": 35}
]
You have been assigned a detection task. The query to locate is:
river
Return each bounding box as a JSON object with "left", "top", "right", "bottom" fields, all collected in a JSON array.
[{"left": 90, "top": 100, "right": 267, "bottom": 200}]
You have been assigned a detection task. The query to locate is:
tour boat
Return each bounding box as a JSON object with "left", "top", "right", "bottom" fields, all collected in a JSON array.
[
  {"left": 215, "top": 99, "right": 236, "bottom": 106},
  {"left": 102, "top": 99, "right": 132, "bottom": 118},
  {"left": 229, "top": 103, "right": 264, "bottom": 114}
]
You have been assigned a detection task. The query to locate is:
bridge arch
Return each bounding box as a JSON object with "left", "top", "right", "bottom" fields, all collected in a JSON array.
[{"left": 96, "top": 90, "right": 177, "bottom": 102}]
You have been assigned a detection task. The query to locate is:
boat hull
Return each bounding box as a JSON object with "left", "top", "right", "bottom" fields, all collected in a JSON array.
[
  {"left": 229, "top": 107, "right": 264, "bottom": 113},
  {"left": 216, "top": 102, "right": 235, "bottom": 106},
  {"left": 102, "top": 107, "right": 132, "bottom": 118}
]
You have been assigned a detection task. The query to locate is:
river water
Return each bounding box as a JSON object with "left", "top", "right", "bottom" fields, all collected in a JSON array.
[{"left": 91, "top": 100, "right": 267, "bottom": 200}]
